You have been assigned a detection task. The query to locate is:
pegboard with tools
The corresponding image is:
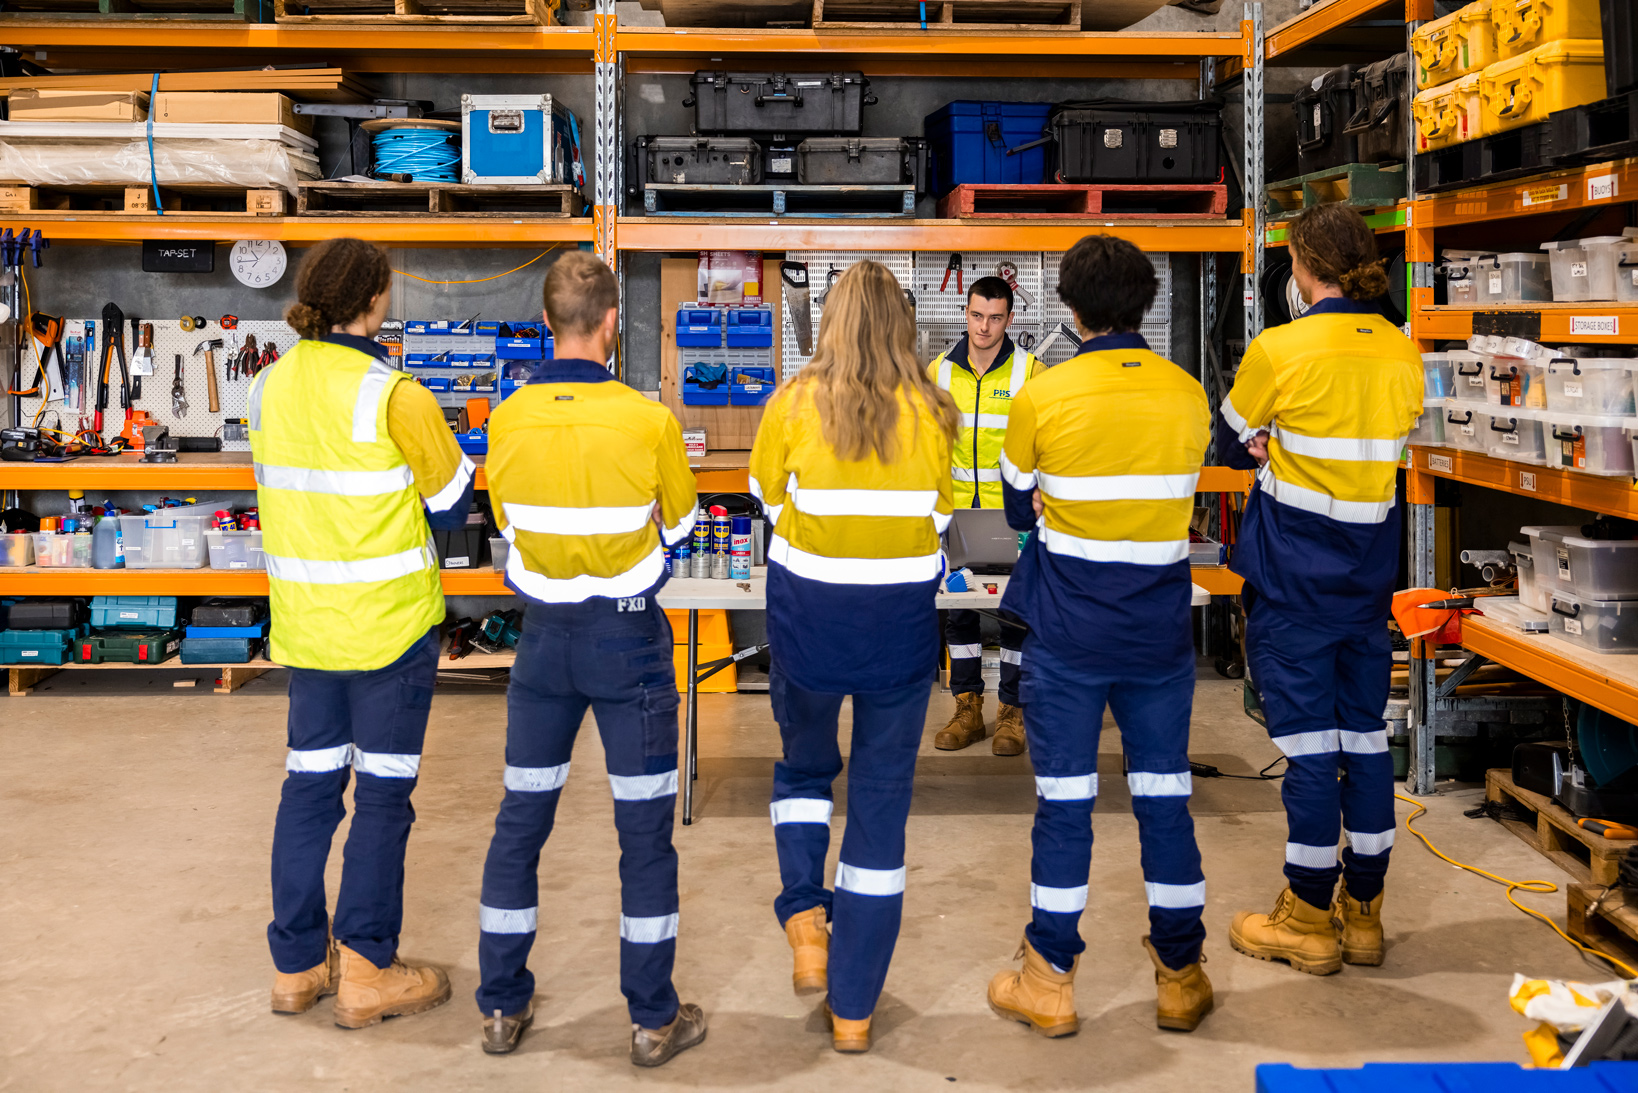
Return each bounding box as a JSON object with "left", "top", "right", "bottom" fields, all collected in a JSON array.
[
  {"left": 18, "top": 317, "right": 297, "bottom": 452},
  {"left": 780, "top": 251, "right": 915, "bottom": 381}
]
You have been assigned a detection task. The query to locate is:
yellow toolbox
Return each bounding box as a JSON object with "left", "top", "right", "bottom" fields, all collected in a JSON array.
[
  {"left": 1414, "top": 74, "right": 1487, "bottom": 151},
  {"left": 1414, "top": 1, "right": 1498, "bottom": 89},
  {"left": 1492, "top": 0, "right": 1606, "bottom": 61},
  {"left": 1480, "top": 39, "right": 1606, "bottom": 132}
]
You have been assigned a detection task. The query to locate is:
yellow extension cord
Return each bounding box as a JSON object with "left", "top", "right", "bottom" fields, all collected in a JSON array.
[
  {"left": 1396, "top": 792, "right": 1638, "bottom": 980},
  {"left": 391, "top": 245, "right": 560, "bottom": 286}
]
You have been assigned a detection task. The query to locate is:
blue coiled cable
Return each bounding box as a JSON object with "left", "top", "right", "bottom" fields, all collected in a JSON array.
[{"left": 370, "top": 127, "right": 461, "bottom": 183}]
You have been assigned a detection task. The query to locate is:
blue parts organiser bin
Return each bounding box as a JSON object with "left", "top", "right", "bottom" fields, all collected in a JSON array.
[
  {"left": 924, "top": 101, "right": 1054, "bottom": 196},
  {"left": 91, "top": 596, "right": 179, "bottom": 629},
  {"left": 678, "top": 304, "right": 774, "bottom": 406},
  {"left": 730, "top": 366, "right": 776, "bottom": 406},
  {"left": 496, "top": 322, "right": 546, "bottom": 359},
  {"left": 676, "top": 307, "right": 723, "bottom": 347},
  {"left": 726, "top": 307, "right": 774, "bottom": 347},
  {"left": 462, "top": 94, "right": 580, "bottom": 185},
  {"left": 1256, "top": 1062, "right": 1638, "bottom": 1092},
  {"left": 683, "top": 362, "right": 731, "bottom": 406}
]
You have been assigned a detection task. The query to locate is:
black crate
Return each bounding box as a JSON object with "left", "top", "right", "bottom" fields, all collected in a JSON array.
[
  {"left": 636, "top": 136, "right": 763, "bottom": 188},
  {"left": 687, "top": 72, "right": 873, "bottom": 136},
  {"left": 190, "top": 599, "right": 267, "bottom": 629},
  {"left": 1605, "top": 0, "right": 1638, "bottom": 98},
  {"left": 1478, "top": 121, "right": 1556, "bottom": 181},
  {"left": 7, "top": 598, "right": 87, "bottom": 630},
  {"left": 795, "top": 137, "right": 915, "bottom": 185},
  {"left": 1548, "top": 91, "right": 1638, "bottom": 166},
  {"left": 1345, "top": 55, "right": 1410, "bottom": 165},
  {"left": 1051, "top": 101, "right": 1222, "bottom": 185},
  {"left": 1413, "top": 141, "right": 1483, "bottom": 192},
  {"left": 1296, "top": 65, "right": 1358, "bottom": 174}
]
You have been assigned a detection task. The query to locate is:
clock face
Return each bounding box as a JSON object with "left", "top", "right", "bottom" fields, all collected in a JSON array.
[{"left": 230, "top": 239, "right": 287, "bottom": 289}]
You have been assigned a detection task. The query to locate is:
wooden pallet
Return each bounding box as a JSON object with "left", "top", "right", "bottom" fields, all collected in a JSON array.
[
  {"left": 0, "top": 0, "right": 256, "bottom": 14},
  {"left": 939, "top": 182, "right": 1228, "bottom": 219},
  {"left": 296, "top": 181, "right": 583, "bottom": 217},
  {"left": 1566, "top": 882, "right": 1638, "bottom": 973},
  {"left": 7, "top": 661, "right": 274, "bottom": 696},
  {"left": 1484, "top": 768, "right": 1637, "bottom": 887},
  {"left": 813, "top": 0, "right": 1079, "bottom": 31},
  {"left": 640, "top": 183, "right": 915, "bottom": 218},
  {"left": 1263, "top": 162, "right": 1406, "bottom": 220},
  {"left": 0, "top": 183, "right": 284, "bottom": 215},
  {"left": 273, "top": 0, "right": 555, "bottom": 24}
]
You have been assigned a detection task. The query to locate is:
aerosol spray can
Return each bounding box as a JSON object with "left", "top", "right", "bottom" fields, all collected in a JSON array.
[
  {"left": 729, "top": 514, "right": 752, "bottom": 579},
  {"left": 710, "top": 505, "right": 731, "bottom": 579},
  {"left": 690, "top": 507, "right": 711, "bottom": 578}
]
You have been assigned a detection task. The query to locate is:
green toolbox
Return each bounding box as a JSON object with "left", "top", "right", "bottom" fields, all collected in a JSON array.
[{"left": 75, "top": 628, "right": 184, "bottom": 665}]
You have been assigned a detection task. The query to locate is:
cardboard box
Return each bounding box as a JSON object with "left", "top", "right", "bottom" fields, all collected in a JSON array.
[
  {"left": 150, "top": 92, "right": 312, "bottom": 135},
  {"left": 8, "top": 89, "right": 148, "bottom": 122}
]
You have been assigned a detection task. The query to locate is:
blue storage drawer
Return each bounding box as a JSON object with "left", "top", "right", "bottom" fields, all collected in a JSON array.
[
  {"left": 90, "top": 595, "right": 178, "bottom": 629},
  {"left": 730, "top": 365, "right": 777, "bottom": 406},
  {"left": 457, "top": 431, "right": 489, "bottom": 455},
  {"left": 676, "top": 308, "right": 724, "bottom": 348},
  {"left": 682, "top": 361, "right": 731, "bottom": 406},
  {"left": 185, "top": 622, "right": 269, "bottom": 639},
  {"left": 924, "top": 100, "right": 1054, "bottom": 195},
  {"left": 726, "top": 307, "right": 774, "bottom": 347},
  {"left": 180, "top": 637, "right": 263, "bottom": 664}
]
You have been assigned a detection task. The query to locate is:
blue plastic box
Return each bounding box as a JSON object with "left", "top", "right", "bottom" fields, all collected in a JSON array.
[
  {"left": 421, "top": 376, "right": 453, "bottom": 392},
  {"left": 90, "top": 595, "right": 178, "bottom": 629},
  {"left": 180, "top": 636, "right": 262, "bottom": 664},
  {"left": 0, "top": 625, "right": 89, "bottom": 664},
  {"left": 677, "top": 308, "right": 723, "bottom": 348},
  {"left": 499, "top": 378, "right": 527, "bottom": 401},
  {"left": 924, "top": 100, "right": 1054, "bottom": 195},
  {"left": 185, "top": 622, "right": 269, "bottom": 639},
  {"left": 475, "top": 321, "right": 502, "bottom": 339},
  {"left": 730, "top": 365, "right": 777, "bottom": 406},
  {"left": 456, "top": 431, "right": 489, "bottom": 454},
  {"left": 1256, "top": 1061, "right": 1638, "bottom": 1092},
  {"left": 496, "top": 321, "right": 545, "bottom": 359},
  {"left": 682, "top": 362, "right": 731, "bottom": 406},
  {"left": 726, "top": 307, "right": 774, "bottom": 348}
]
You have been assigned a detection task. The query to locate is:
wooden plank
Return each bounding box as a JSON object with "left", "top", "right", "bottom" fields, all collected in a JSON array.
[
  {"left": 939, "top": 182, "right": 1229, "bottom": 219},
  {"left": 273, "top": 0, "right": 547, "bottom": 23},
  {"left": 297, "top": 181, "right": 581, "bottom": 217},
  {"left": 1566, "top": 883, "right": 1638, "bottom": 972},
  {"left": 215, "top": 665, "right": 274, "bottom": 694},
  {"left": 0, "top": 69, "right": 363, "bottom": 100},
  {"left": 7, "top": 666, "right": 59, "bottom": 697},
  {"left": 1485, "top": 768, "right": 1635, "bottom": 886},
  {"left": 122, "top": 185, "right": 286, "bottom": 215}
]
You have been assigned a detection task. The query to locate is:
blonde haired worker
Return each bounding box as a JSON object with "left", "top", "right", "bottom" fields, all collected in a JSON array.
[{"left": 750, "top": 261, "right": 959, "bottom": 1053}]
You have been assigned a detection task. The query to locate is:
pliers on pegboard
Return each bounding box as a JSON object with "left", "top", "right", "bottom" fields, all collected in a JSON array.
[
  {"left": 254, "top": 340, "right": 279, "bottom": 376},
  {"left": 940, "top": 252, "right": 963, "bottom": 293},
  {"left": 230, "top": 335, "right": 257, "bottom": 382}
]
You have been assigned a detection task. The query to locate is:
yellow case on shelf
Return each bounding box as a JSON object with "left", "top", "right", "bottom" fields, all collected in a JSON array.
[
  {"left": 1492, "top": 0, "right": 1606, "bottom": 61},
  {"left": 1480, "top": 38, "right": 1606, "bottom": 132},
  {"left": 1414, "top": 74, "right": 1488, "bottom": 150},
  {"left": 1414, "top": 0, "right": 1498, "bottom": 89}
]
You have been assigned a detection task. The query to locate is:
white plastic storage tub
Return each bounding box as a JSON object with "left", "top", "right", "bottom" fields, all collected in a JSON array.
[
  {"left": 1454, "top": 355, "right": 1488, "bottom": 398},
  {"left": 1617, "top": 235, "right": 1638, "bottom": 303},
  {"left": 1541, "top": 231, "right": 1638, "bottom": 303},
  {"left": 1486, "top": 357, "right": 1548, "bottom": 407},
  {"left": 1409, "top": 402, "right": 1448, "bottom": 446},
  {"left": 1545, "top": 357, "right": 1637, "bottom": 414},
  {"left": 1510, "top": 539, "right": 1547, "bottom": 612},
  {"left": 1445, "top": 405, "right": 1487, "bottom": 450},
  {"left": 1487, "top": 414, "right": 1545, "bottom": 462},
  {"left": 1474, "top": 252, "right": 1552, "bottom": 303},
  {"left": 30, "top": 532, "right": 93, "bottom": 568},
  {"left": 1530, "top": 527, "right": 1638, "bottom": 600},
  {"left": 204, "top": 530, "right": 264, "bottom": 570},
  {"left": 1549, "top": 590, "right": 1638, "bottom": 654},
  {"left": 1422, "top": 349, "right": 1483, "bottom": 399},
  {"left": 118, "top": 512, "right": 211, "bottom": 569},
  {"left": 1547, "top": 416, "right": 1635, "bottom": 475},
  {"left": 1525, "top": 525, "right": 1582, "bottom": 600}
]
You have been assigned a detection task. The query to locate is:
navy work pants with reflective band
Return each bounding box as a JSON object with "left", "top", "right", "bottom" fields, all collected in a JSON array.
[
  {"left": 1019, "top": 639, "right": 1206, "bottom": 973},
  {"left": 476, "top": 598, "right": 681, "bottom": 1030},
  {"left": 268, "top": 626, "right": 439, "bottom": 973},
  {"left": 944, "top": 608, "right": 1025, "bottom": 707},
  {"left": 1244, "top": 600, "right": 1395, "bottom": 911},
  {"left": 768, "top": 665, "right": 930, "bottom": 1022}
]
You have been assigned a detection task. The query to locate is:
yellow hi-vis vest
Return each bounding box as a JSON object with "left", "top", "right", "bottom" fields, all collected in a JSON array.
[
  {"left": 248, "top": 340, "right": 444, "bottom": 671},
  {"left": 931, "top": 346, "right": 1038, "bottom": 508}
]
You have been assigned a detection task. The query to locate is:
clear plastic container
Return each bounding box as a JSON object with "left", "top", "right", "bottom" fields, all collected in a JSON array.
[
  {"left": 1445, "top": 405, "right": 1487, "bottom": 450},
  {"left": 0, "top": 531, "right": 35, "bottom": 566},
  {"left": 1536, "top": 532, "right": 1638, "bottom": 599},
  {"left": 1542, "top": 236, "right": 1630, "bottom": 302},
  {"left": 1454, "top": 355, "right": 1488, "bottom": 397},
  {"left": 204, "top": 530, "right": 265, "bottom": 570},
  {"left": 30, "top": 532, "right": 93, "bottom": 568},
  {"left": 1422, "top": 350, "right": 1482, "bottom": 399},
  {"left": 1474, "top": 252, "right": 1552, "bottom": 303},
  {"left": 1488, "top": 413, "right": 1545, "bottom": 462},
  {"left": 1616, "top": 236, "right": 1638, "bottom": 303},
  {"left": 1525, "top": 525, "right": 1582, "bottom": 598},
  {"left": 1442, "top": 250, "right": 1483, "bottom": 304},
  {"left": 1545, "top": 357, "right": 1636, "bottom": 414},
  {"left": 1486, "top": 357, "right": 1548, "bottom": 407},
  {"left": 118, "top": 513, "right": 210, "bottom": 569},
  {"left": 1548, "top": 416, "right": 1635, "bottom": 476},
  {"left": 490, "top": 536, "right": 509, "bottom": 573},
  {"left": 1409, "top": 402, "right": 1448, "bottom": 446},
  {"left": 1549, "top": 590, "right": 1638, "bottom": 653},
  {"left": 1510, "top": 539, "right": 1547, "bottom": 611}
]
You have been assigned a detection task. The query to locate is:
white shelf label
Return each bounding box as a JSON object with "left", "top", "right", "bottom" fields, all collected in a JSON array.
[
  {"left": 1521, "top": 183, "right": 1568, "bottom": 207},
  {"left": 1564, "top": 617, "right": 1583, "bottom": 635},
  {"left": 1569, "top": 316, "right": 1619, "bottom": 337},
  {"left": 1519, "top": 470, "right": 1537, "bottom": 492},
  {"left": 1587, "top": 174, "right": 1617, "bottom": 202},
  {"left": 1428, "top": 453, "right": 1453, "bottom": 472}
]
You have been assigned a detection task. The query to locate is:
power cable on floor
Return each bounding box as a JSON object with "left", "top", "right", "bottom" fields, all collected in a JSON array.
[{"left": 1191, "top": 755, "right": 1287, "bottom": 780}]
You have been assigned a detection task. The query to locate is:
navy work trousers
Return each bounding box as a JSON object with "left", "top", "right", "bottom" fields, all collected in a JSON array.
[
  {"left": 476, "top": 597, "right": 682, "bottom": 1030},
  {"left": 1018, "top": 639, "right": 1206, "bottom": 972},
  {"left": 768, "top": 666, "right": 930, "bottom": 1022},
  {"left": 268, "top": 626, "right": 440, "bottom": 973},
  {"left": 1244, "top": 599, "right": 1395, "bottom": 910},
  {"left": 944, "top": 608, "right": 1026, "bottom": 707}
]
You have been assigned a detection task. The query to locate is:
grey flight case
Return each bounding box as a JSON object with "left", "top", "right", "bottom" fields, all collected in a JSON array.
[
  {"left": 687, "top": 71, "right": 873, "bottom": 135},
  {"left": 795, "top": 137, "right": 918, "bottom": 185},
  {"left": 638, "top": 136, "right": 764, "bottom": 186}
]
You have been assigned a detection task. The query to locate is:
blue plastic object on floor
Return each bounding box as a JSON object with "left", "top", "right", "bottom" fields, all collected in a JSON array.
[{"left": 1256, "top": 1062, "right": 1638, "bottom": 1092}]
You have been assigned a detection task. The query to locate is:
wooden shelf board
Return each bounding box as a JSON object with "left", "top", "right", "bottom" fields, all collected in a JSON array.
[
  {"left": 1407, "top": 444, "right": 1638, "bottom": 521},
  {"left": 1462, "top": 611, "right": 1638, "bottom": 725}
]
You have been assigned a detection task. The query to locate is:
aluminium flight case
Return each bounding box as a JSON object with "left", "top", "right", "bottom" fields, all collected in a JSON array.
[
  {"left": 794, "top": 137, "right": 923, "bottom": 185},
  {"left": 635, "top": 136, "right": 764, "bottom": 187},
  {"left": 1050, "top": 101, "right": 1223, "bottom": 184},
  {"left": 686, "top": 71, "right": 874, "bottom": 136}
]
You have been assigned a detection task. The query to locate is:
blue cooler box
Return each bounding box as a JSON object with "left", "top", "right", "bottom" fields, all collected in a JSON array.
[{"left": 925, "top": 101, "right": 1054, "bottom": 195}]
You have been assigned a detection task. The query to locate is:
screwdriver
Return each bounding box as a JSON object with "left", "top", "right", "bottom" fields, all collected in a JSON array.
[{"left": 1578, "top": 818, "right": 1638, "bottom": 840}]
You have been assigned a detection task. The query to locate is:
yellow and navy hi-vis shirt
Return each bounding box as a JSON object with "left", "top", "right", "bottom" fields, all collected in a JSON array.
[
  {"left": 1218, "top": 297, "right": 1424, "bottom": 627},
  {"left": 749, "top": 379, "right": 955, "bottom": 693},
  {"left": 997, "top": 331, "right": 1210, "bottom": 672},
  {"left": 486, "top": 357, "right": 698, "bottom": 605},
  {"left": 929, "top": 333, "right": 1043, "bottom": 509}
]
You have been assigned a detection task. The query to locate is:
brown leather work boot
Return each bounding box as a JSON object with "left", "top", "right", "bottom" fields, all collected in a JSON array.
[
  {"left": 824, "top": 1002, "right": 871, "bottom": 1053},
  {"left": 993, "top": 703, "right": 1027, "bottom": 756},
  {"left": 1332, "top": 882, "right": 1385, "bottom": 966},
  {"left": 1229, "top": 888, "right": 1342, "bottom": 975},
  {"left": 987, "top": 936, "right": 1079, "bottom": 1038},
  {"left": 785, "top": 906, "right": 829, "bottom": 996},
  {"left": 935, "top": 692, "right": 987, "bottom": 751},
  {"left": 271, "top": 940, "right": 338, "bottom": 1015},
  {"left": 482, "top": 1000, "right": 534, "bottom": 1055},
  {"left": 332, "top": 944, "right": 453, "bottom": 1029},
  {"left": 631, "top": 1002, "right": 708, "bottom": 1067},
  {"left": 1142, "top": 935, "right": 1213, "bottom": 1032}
]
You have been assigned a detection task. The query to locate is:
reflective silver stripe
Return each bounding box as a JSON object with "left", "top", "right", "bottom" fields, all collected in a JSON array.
[
  {"left": 286, "top": 744, "right": 351, "bottom": 773},
  {"left": 1219, "top": 393, "right": 1259, "bottom": 443},
  {"left": 351, "top": 364, "right": 396, "bottom": 444},
  {"left": 998, "top": 449, "right": 1037, "bottom": 491},
  {"left": 1037, "top": 471, "right": 1198, "bottom": 502},
  {"left": 1128, "top": 771, "right": 1192, "bottom": 797},
  {"left": 620, "top": 913, "right": 679, "bottom": 944},
  {"left": 766, "top": 535, "right": 943, "bottom": 586},
  {"left": 1030, "top": 883, "right": 1088, "bottom": 913},
  {"left": 609, "top": 770, "right": 678, "bottom": 801},
  {"left": 1038, "top": 526, "right": 1189, "bottom": 565},
  {"left": 749, "top": 476, "right": 783, "bottom": 528},
  {"left": 947, "top": 643, "right": 982, "bottom": 659},
  {"left": 932, "top": 509, "right": 952, "bottom": 535},
  {"left": 254, "top": 462, "right": 415, "bottom": 497},
  {"left": 479, "top": 904, "right": 538, "bottom": 934},
  {"left": 1286, "top": 842, "right": 1338, "bottom": 869},
  {"left": 504, "top": 501, "right": 654, "bottom": 536},
  {"left": 424, "top": 455, "right": 476, "bottom": 514},
  {"left": 248, "top": 369, "right": 269, "bottom": 431},
  {"left": 951, "top": 466, "right": 1002, "bottom": 482},
  {"left": 961, "top": 412, "right": 1011, "bottom": 430},
  {"left": 505, "top": 545, "right": 665, "bottom": 604},
  {"left": 791, "top": 485, "right": 939, "bottom": 519},
  {"left": 1007, "top": 348, "right": 1030, "bottom": 394},
  {"left": 1273, "top": 730, "right": 1340, "bottom": 757},
  {"left": 662, "top": 508, "right": 697, "bottom": 548},
  {"left": 999, "top": 647, "right": 1022, "bottom": 666},
  {"left": 770, "top": 797, "right": 833, "bottom": 825},
  {"left": 352, "top": 747, "right": 420, "bottom": 779},
  {"left": 1258, "top": 466, "right": 1395, "bottom": 524},
  {"left": 1145, "top": 881, "right": 1206, "bottom": 908},
  {"left": 265, "top": 545, "right": 431, "bottom": 586},
  {"left": 1036, "top": 774, "right": 1097, "bottom": 801},
  {"left": 1273, "top": 427, "right": 1405, "bottom": 462},
  {"left": 834, "top": 862, "right": 906, "bottom": 897},
  {"left": 1340, "top": 728, "right": 1390, "bottom": 754},
  {"left": 504, "top": 762, "right": 570, "bottom": 793},
  {"left": 1345, "top": 828, "right": 1395, "bottom": 856},
  {"left": 935, "top": 354, "right": 953, "bottom": 391}
]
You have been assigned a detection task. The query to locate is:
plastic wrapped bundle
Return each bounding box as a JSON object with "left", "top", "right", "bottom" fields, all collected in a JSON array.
[{"left": 0, "top": 138, "right": 320, "bottom": 194}]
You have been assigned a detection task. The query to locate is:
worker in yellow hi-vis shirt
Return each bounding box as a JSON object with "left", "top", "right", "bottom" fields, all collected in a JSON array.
[
  {"left": 475, "top": 251, "right": 707, "bottom": 1068},
  {"left": 253, "top": 237, "right": 474, "bottom": 1029}
]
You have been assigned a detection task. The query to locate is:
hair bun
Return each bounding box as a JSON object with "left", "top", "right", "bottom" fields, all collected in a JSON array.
[
  {"left": 284, "top": 301, "right": 328, "bottom": 341},
  {"left": 1339, "top": 261, "right": 1389, "bottom": 300}
]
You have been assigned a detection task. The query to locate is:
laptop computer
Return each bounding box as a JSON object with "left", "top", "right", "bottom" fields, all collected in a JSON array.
[{"left": 944, "top": 508, "right": 1021, "bottom": 574}]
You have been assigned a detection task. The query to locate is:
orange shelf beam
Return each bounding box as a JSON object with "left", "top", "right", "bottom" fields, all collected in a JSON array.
[
  {"left": 1406, "top": 444, "right": 1638, "bottom": 520},
  {"left": 2, "top": 20, "right": 592, "bottom": 52},
  {"left": 1264, "top": 0, "right": 1404, "bottom": 61},
  {"left": 1411, "top": 305, "right": 1638, "bottom": 345},
  {"left": 1191, "top": 566, "right": 1244, "bottom": 595},
  {"left": 1411, "top": 156, "right": 1638, "bottom": 228},
  {"left": 1461, "top": 613, "right": 1638, "bottom": 725},
  {"left": 615, "top": 28, "right": 1244, "bottom": 61},
  {"left": 0, "top": 217, "right": 596, "bottom": 247},
  {"left": 618, "top": 218, "right": 1247, "bottom": 253}
]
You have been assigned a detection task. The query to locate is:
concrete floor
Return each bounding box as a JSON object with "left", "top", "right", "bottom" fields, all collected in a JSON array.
[{"left": 0, "top": 669, "right": 1605, "bottom": 1092}]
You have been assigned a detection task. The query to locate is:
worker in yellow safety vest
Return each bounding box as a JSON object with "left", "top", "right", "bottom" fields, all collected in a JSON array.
[
  {"left": 252, "top": 237, "right": 475, "bottom": 1029},
  {"left": 928, "top": 277, "right": 1041, "bottom": 757}
]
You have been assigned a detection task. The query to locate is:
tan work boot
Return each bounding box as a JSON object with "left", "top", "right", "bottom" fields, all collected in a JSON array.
[
  {"left": 631, "top": 1002, "right": 708, "bottom": 1067},
  {"left": 824, "top": 1002, "right": 871, "bottom": 1053},
  {"left": 1332, "top": 882, "right": 1385, "bottom": 966},
  {"left": 993, "top": 703, "right": 1027, "bottom": 756},
  {"left": 785, "top": 906, "right": 829, "bottom": 996},
  {"left": 987, "top": 936, "right": 1079, "bottom": 1038},
  {"left": 332, "top": 943, "right": 453, "bottom": 1029},
  {"left": 1229, "top": 888, "right": 1342, "bottom": 975},
  {"left": 1142, "top": 935, "right": 1213, "bottom": 1032},
  {"left": 271, "top": 941, "right": 338, "bottom": 1015},
  {"left": 935, "top": 692, "right": 987, "bottom": 751}
]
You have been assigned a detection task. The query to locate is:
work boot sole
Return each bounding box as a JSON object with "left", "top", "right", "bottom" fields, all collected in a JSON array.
[
  {"left": 1228, "top": 932, "right": 1342, "bottom": 976},
  {"left": 933, "top": 731, "right": 985, "bottom": 751},
  {"left": 1341, "top": 946, "right": 1384, "bottom": 966},
  {"left": 987, "top": 998, "right": 1079, "bottom": 1038},
  {"left": 793, "top": 971, "right": 827, "bottom": 996},
  {"left": 1156, "top": 994, "right": 1213, "bottom": 1032},
  {"left": 271, "top": 983, "right": 336, "bottom": 1016},
  {"left": 334, "top": 980, "right": 454, "bottom": 1029},
  {"left": 992, "top": 738, "right": 1025, "bottom": 757},
  {"left": 631, "top": 1014, "right": 708, "bottom": 1068},
  {"left": 482, "top": 1012, "right": 534, "bottom": 1055}
]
